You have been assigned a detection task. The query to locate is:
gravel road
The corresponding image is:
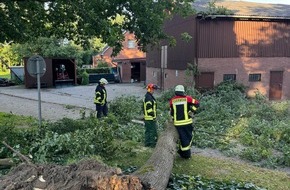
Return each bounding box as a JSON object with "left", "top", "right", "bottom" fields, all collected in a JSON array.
[{"left": 0, "top": 83, "right": 154, "bottom": 121}]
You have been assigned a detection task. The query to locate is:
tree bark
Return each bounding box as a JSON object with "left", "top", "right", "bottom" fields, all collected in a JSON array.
[
  {"left": 0, "top": 158, "right": 14, "bottom": 168},
  {"left": 133, "top": 121, "right": 178, "bottom": 190}
]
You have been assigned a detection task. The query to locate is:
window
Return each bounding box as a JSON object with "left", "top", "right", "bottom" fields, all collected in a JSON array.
[
  {"left": 127, "top": 40, "right": 135, "bottom": 49},
  {"left": 223, "top": 74, "right": 236, "bottom": 81},
  {"left": 249, "top": 73, "right": 261, "bottom": 82}
]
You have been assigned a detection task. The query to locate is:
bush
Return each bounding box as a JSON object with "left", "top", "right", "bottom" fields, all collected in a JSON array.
[{"left": 81, "top": 70, "right": 89, "bottom": 85}]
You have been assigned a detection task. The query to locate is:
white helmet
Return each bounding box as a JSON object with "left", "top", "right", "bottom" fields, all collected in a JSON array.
[
  {"left": 175, "top": 85, "right": 185, "bottom": 92},
  {"left": 99, "top": 78, "right": 108, "bottom": 84}
]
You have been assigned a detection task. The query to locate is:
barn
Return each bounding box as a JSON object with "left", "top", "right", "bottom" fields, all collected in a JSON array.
[{"left": 146, "top": 1, "right": 290, "bottom": 100}]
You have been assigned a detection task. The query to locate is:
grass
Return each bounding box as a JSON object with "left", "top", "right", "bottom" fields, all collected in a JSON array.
[
  {"left": 107, "top": 141, "right": 290, "bottom": 190},
  {"left": 0, "top": 112, "right": 37, "bottom": 127},
  {"left": 173, "top": 155, "right": 290, "bottom": 190}
]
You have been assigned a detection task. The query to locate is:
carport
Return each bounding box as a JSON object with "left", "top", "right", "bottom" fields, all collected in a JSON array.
[{"left": 24, "top": 57, "right": 77, "bottom": 88}]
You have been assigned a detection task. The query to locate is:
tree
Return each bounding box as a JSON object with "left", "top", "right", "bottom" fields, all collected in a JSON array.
[{"left": 0, "top": 0, "right": 195, "bottom": 56}]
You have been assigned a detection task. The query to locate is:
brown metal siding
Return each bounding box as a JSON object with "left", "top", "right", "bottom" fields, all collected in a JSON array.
[
  {"left": 24, "top": 58, "right": 76, "bottom": 88},
  {"left": 198, "top": 19, "right": 290, "bottom": 58},
  {"left": 146, "top": 15, "right": 197, "bottom": 70}
]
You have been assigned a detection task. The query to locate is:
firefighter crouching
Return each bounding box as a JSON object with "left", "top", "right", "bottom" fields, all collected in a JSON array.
[
  {"left": 169, "top": 85, "right": 200, "bottom": 159},
  {"left": 94, "top": 78, "right": 108, "bottom": 118},
  {"left": 143, "top": 83, "right": 159, "bottom": 147}
]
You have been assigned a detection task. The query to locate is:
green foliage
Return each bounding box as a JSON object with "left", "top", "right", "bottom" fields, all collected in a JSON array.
[
  {"left": 0, "top": 0, "right": 195, "bottom": 56},
  {"left": 0, "top": 43, "right": 21, "bottom": 71},
  {"left": 10, "top": 37, "right": 96, "bottom": 67},
  {"left": 81, "top": 71, "right": 89, "bottom": 85},
  {"left": 109, "top": 96, "right": 143, "bottom": 124},
  {"left": 167, "top": 174, "right": 266, "bottom": 190},
  {"left": 198, "top": 1, "right": 234, "bottom": 18},
  {"left": 86, "top": 67, "right": 111, "bottom": 74}
]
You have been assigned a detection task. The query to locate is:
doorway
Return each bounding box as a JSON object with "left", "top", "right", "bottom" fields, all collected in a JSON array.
[
  {"left": 269, "top": 71, "right": 283, "bottom": 100},
  {"left": 131, "top": 62, "right": 140, "bottom": 82}
]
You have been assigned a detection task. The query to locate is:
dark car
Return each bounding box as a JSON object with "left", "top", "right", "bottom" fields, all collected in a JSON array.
[{"left": 0, "top": 78, "right": 15, "bottom": 87}]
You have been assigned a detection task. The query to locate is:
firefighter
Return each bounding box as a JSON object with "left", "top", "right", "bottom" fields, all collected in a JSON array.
[
  {"left": 169, "top": 85, "right": 199, "bottom": 159},
  {"left": 94, "top": 78, "right": 108, "bottom": 118},
  {"left": 143, "top": 83, "right": 159, "bottom": 147}
]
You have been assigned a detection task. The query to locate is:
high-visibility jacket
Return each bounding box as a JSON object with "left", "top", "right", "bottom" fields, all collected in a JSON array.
[
  {"left": 169, "top": 95, "right": 199, "bottom": 126},
  {"left": 94, "top": 84, "right": 107, "bottom": 105},
  {"left": 143, "top": 92, "right": 157, "bottom": 121}
]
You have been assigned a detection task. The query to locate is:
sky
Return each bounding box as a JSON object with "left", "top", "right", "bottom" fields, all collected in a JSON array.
[{"left": 241, "top": 0, "right": 290, "bottom": 4}]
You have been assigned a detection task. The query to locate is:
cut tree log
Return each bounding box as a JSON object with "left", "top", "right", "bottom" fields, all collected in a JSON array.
[
  {"left": 0, "top": 158, "right": 14, "bottom": 168},
  {"left": 0, "top": 121, "right": 179, "bottom": 190},
  {"left": 133, "top": 121, "right": 179, "bottom": 190}
]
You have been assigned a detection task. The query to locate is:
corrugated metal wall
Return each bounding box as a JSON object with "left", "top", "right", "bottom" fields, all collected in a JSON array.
[
  {"left": 146, "top": 15, "right": 196, "bottom": 70},
  {"left": 198, "top": 19, "right": 290, "bottom": 58}
]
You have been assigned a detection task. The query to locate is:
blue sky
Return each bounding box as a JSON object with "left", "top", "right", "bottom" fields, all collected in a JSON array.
[{"left": 241, "top": 0, "right": 290, "bottom": 4}]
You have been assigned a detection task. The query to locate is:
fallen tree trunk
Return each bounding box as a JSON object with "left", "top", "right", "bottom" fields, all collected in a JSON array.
[
  {"left": 133, "top": 121, "right": 178, "bottom": 190},
  {"left": 0, "top": 121, "right": 178, "bottom": 190}
]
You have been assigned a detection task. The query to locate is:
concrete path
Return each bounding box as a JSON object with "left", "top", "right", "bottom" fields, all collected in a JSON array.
[{"left": 0, "top": 83, "right": 159, "bottom": 121}]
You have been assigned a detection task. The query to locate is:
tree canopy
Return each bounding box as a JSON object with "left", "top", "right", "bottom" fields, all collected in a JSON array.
[{"left": 0, "top": 0, "right": 195, "bottom": 56}]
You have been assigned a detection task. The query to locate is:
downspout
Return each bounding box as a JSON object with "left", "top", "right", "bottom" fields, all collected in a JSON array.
[{"left": 194, "top": 16, "right": 199, "bottom": 88}]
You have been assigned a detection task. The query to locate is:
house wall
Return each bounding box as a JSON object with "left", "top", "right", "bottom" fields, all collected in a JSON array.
[
  {"left": 93, "top": 31, "right": 146, "bottom": 83},
  {"left": 146, "top": 67, "right": 192, "bottom": 90},
  {"left": 198, "top": 57, "right": 290, "bottom": 99}
]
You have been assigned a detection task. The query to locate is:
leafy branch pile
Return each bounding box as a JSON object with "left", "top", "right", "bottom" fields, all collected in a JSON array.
[{"left": 1, "top": 83, "right": 289, "bottom": 189}]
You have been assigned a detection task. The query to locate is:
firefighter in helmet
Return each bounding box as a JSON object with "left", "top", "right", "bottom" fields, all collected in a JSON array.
[
  {"left": 143, "top": 83, "right": 159, "bottom": 147},
  {"left": 169, "top": 85, "right": 199, "bottom": 158},
  {"left": 94, "top": 78, "right": 108, "bottom": 118}
]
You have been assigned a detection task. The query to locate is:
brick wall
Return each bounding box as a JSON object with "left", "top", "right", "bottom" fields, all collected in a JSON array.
[
  {"left": 198, "top": 57, "right": 290, "bottom": 99},
  {"left": 147, "top": 57, "right": 290, "bottom": 100}
]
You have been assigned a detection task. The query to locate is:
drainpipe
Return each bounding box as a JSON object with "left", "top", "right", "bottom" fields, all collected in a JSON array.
[
  {"left": 194, "top": 16, "right": 199, "bottom": 88},
  {"left": 161, "top": 46, "right": 167, "bottom": 90}
]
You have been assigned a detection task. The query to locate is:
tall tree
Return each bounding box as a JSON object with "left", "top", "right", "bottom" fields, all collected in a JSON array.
[{"left": 0, "top": 0, "right": 194, "bottom": 56}]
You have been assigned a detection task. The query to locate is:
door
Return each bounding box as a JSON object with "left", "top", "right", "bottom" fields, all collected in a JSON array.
[
  {"left": 269, "top": 71, "right": 283, "bottom": 100},
  {"left": 195, "top": 72, "right": 214, "bottom": 92}
]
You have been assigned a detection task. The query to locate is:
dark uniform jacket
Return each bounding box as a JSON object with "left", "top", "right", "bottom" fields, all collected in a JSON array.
[
  {"left": 94, "top": 84, "right": 107, "bottom": 105},
  {"left": 143, "top": 92, "right": 157, "bottom": 121},
  {"left": 169, "top": 95, "right": 199, "bottom": 126}
]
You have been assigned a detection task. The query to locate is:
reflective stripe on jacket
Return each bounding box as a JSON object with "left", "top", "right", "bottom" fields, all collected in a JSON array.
[
  {"left": 169, "top": 95, "right": 199, "bottom": 126},
  {"left": 143, "top": 92, "right": 157, "bottom": 121},
  {"left": 94, "top": 84, "right": 107, "bottom": 105}
]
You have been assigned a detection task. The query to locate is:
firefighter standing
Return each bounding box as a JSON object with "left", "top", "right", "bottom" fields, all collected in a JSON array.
[
  {"left": 169, "top": 85, "right": 199, "bottom": 159},
  {"left": 94, "top": 78, "right": 108, "bottom": 118},
  {"left": 143, "top": 84, "right": 159, "bottom": 147}
]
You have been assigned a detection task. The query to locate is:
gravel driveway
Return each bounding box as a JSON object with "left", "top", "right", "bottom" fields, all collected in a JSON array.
[{"left": 0, "top": 83, "right": 156, "bottom": 121}]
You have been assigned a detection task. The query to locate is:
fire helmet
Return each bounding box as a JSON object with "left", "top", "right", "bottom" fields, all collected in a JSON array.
[
  {"left": 99, "top": 78, "right": 108, "bottom": 84},
  {"left": 146, "top": 83, "right": 158, "bottom": 92},
  {"left": 175, "top": 85, "right": 185, "bottom": 92}
]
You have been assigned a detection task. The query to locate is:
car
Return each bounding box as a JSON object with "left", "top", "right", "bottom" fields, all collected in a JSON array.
[{"left": 0, "top": 77, "right": 15, "bottom": 87}]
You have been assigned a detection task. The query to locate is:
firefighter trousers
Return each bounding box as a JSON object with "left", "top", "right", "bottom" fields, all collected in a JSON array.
[{"left": 144, "top": 120, "right": 158, "bottom": 147}]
